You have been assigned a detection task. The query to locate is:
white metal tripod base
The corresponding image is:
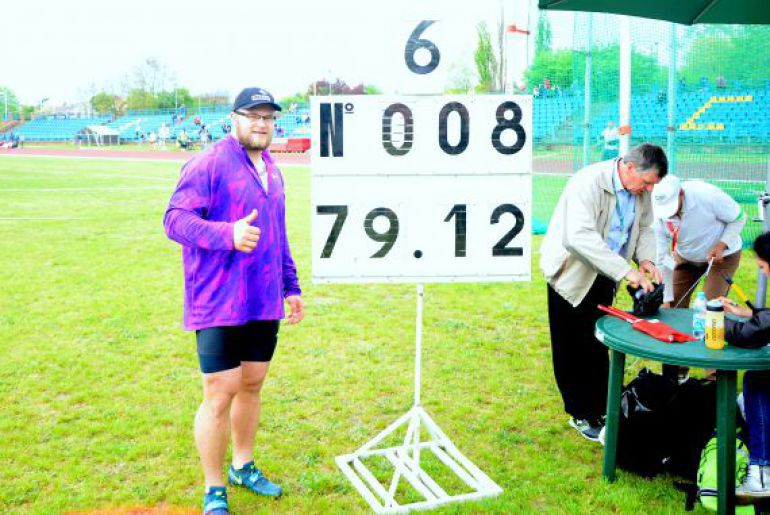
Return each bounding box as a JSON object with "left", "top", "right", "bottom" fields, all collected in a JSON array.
[{"left": 336, "top": 404, "right": 503, "bottom": 513}]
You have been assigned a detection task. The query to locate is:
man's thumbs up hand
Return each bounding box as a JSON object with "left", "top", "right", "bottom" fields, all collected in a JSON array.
[{"left": 233, "top": 209, "right": 260, "bottom": 253}]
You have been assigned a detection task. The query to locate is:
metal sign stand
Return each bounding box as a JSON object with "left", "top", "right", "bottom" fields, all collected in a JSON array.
[{"left": 336, "top": 285, "right": 503, "bottom": 513}]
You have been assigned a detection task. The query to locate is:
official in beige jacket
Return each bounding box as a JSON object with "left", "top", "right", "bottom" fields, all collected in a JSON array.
[{"left": 540, "top": 144, "right": 667, "bottom": 442}]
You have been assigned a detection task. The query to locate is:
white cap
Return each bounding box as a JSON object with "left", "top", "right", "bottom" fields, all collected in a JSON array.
[{"left": 652, "top": 175, "right": 681, "bottom": 220}]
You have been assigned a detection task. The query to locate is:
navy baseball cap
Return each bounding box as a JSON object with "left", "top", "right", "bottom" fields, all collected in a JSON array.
[{"left": 232, "top": 87, "right": 282, "bottom": 112}]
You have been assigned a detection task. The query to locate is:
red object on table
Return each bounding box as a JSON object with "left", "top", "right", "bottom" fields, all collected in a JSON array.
[{"left": 598, "top": 305, "right": 698, "bottom": 343}]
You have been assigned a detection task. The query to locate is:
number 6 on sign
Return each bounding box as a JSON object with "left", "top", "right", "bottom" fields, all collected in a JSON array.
[{"left": 405, "top": 21, "right": 440, "bottom": 75}]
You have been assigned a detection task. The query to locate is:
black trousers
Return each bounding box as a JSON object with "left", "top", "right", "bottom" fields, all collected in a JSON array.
[{"left": 547, "top": 275, "right": 616, "bottom": 421}]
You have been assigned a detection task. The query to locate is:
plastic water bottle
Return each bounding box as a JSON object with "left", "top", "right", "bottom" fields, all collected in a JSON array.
[{"left": 692, "top": 291, "right": 707, "bottom": 340}]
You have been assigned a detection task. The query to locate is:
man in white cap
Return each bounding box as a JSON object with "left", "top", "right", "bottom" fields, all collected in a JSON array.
[{"left": 652, "top": 175, "right": 745, "bottom": 309}]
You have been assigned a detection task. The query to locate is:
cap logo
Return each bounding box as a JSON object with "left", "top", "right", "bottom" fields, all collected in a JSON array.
[{"left": 251, "top": 94, "right": 271, "bottom": 102}]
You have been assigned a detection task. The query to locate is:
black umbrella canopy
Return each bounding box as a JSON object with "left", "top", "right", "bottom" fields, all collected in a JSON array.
[{"left": 538, "top": 0, "right": 770, "bottom": 25}]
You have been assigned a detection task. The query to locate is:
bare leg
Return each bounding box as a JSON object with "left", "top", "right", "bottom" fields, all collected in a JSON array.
[
  {"left": 195, "top": 367, "right": 242, "bottom": 488},
  {"left": 230, "top": 361, "right": 271, "bottom": 469}
]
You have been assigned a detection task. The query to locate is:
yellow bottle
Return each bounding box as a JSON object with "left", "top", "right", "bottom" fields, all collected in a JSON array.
[{"left": 705, "top": 300, "right": 725, "bottom": 350}]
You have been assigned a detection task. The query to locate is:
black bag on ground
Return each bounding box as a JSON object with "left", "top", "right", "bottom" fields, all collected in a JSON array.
[{"left": 616, "top": 368, "right": 717, "bottom": 479}]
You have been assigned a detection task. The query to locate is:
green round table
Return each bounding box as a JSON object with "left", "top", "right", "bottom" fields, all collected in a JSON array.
[{"left": 595, "top": 308, "right": 770, "bottom": 515}]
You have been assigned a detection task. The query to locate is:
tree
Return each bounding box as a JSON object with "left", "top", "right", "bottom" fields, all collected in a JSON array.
[
  {"left": 21, "top": 105, "right": 35, "bottom": 120},
  {"left": 194, "top": 92, "right": 229, "bottom": 107},
  {"left": 126, "top": 88, "right": 158, "bottom": 110},
  {"left": 524, "top": 49, "right": 573, "bottom": 92},
  {"left": 535, "top": 12, "right": 552, "bottom": 55},
  {"left": 681, "top": 26, "right": 770, "bottom": 89},
  {"left": 474, "top": 22, "right": 498, "bottom": 92},
  {"left": 156, "top": 88, "right": 194, "bottom": 109},
  {"left": 90, "top": 92, "right": 123, "bottom": 115},
  {"left": 279, "top": 92, "right": 309, "bottom": 110},
  {"left": 524, "top": 45, "right": 665, "bottom": 98},
  {"left": 445, "top": 62, "right": 473, "bottom": 93},
  {"left": 495, "top": 4, "right": 507, "bottom": 92},
  {"left": 305, "top": 79, "right": 377, "bottom": 96},
  {"left": 0, "top": 86, "right": 19, "bottom": 119},
  {"left": 129, "top": 58, "right": 173, "bottom": 95}
]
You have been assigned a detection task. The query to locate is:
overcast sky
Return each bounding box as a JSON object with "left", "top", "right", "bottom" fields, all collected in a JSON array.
[{"left": 2, "top": 0, "right": 574, "bottom": 107}]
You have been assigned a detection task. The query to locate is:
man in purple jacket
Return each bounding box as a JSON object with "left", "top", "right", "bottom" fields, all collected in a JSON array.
[{"left": 164, "top": 87, "right": 303, "bottom": 515}]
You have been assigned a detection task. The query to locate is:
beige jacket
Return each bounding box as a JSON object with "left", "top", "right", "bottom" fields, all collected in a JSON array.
[{"left": 539, "top": 159, "right": 657, "bottom": 307}]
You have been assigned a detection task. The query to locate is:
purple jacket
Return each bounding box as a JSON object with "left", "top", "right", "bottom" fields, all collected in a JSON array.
[{"left": 164, "top": 136, "right": 301, "bottom": 330}]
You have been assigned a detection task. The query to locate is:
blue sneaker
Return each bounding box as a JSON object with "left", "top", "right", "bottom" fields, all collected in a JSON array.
[
  {"left": 202, "top": 486, "right": 229, "bottom": 515},
  {"left": 228, "top": 461, "right": 283, "bottom": 497}
]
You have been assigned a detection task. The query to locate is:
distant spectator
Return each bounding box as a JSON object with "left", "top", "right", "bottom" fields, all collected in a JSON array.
[
  {"left": 716, "top": 75, "right": 727, "bottom": 89},
  {"left": 544, "top": 77, "right": 551, "bottom": 90},
  {"left": 553, "top": 84, "right": 561, "bottom": 97},
  {"left": 148, "top": 132, "right": 157, "bottom": 145},
  {"left": 172, "top": 113, "right": 178, "bottom": 125},
  {"left": 159, "top": 123, "right": 170, "bottom": 149},
  {"left": 199, "top": 127, "right": 208, "bottom": 150},
  {"left": 657, "top": 90, "right": 667, "bottom": 106},
  {"left": 194, "top": 116, "right": 201, "bottom": 126},
  {"left": 18, "top": 134, "right": 24, "bottom": 149},
  {"left": 570, "top": 79, "right": 580, "bottom": 96},
  {"left": 533, "top": 85, "right": 541, "bottom": 98},
  {"left": 221, "top": 122, "right": 231, "bottom": 135},
  {"left": 276, "top": 126, "right": 285, "bottom": 138},
  {"left": 599, "top": 120, "right": 619, "bottom": 160},
  {"left": 178, "top": 129, "right": 190, "bottom": 150},
  {"left": 180, "top": 104, "right": 187, "bottom": 118},
  {"left": 679, "top": 77, "right": 687, "bottom": 91}
]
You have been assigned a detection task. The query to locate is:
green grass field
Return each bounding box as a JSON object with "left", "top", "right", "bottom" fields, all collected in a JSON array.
[{"left": 0, "top": 154, "right": 764, "bottom": 514}]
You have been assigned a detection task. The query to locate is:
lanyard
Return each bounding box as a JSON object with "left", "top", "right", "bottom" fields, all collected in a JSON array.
[{"left": 665, "top": 219, "right": 679, "bottom": 254}]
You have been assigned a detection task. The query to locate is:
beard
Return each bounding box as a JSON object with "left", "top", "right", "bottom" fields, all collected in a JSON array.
[{"left": 234, "top": 126, "right": 272, "bottom": 151}]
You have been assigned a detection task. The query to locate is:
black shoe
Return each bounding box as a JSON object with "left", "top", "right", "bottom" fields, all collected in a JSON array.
[{"left": 568, "top": 417, "right": 604, "bottom": 443}]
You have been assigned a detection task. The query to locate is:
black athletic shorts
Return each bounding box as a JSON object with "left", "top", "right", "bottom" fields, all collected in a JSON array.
[{"left": 195, "top": 320, "right": 280, "bottom": 374}]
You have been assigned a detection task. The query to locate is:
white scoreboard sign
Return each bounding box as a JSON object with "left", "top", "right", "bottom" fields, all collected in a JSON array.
[{"left": 311, "top": 95, "right": 532, "bottom": 283}]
